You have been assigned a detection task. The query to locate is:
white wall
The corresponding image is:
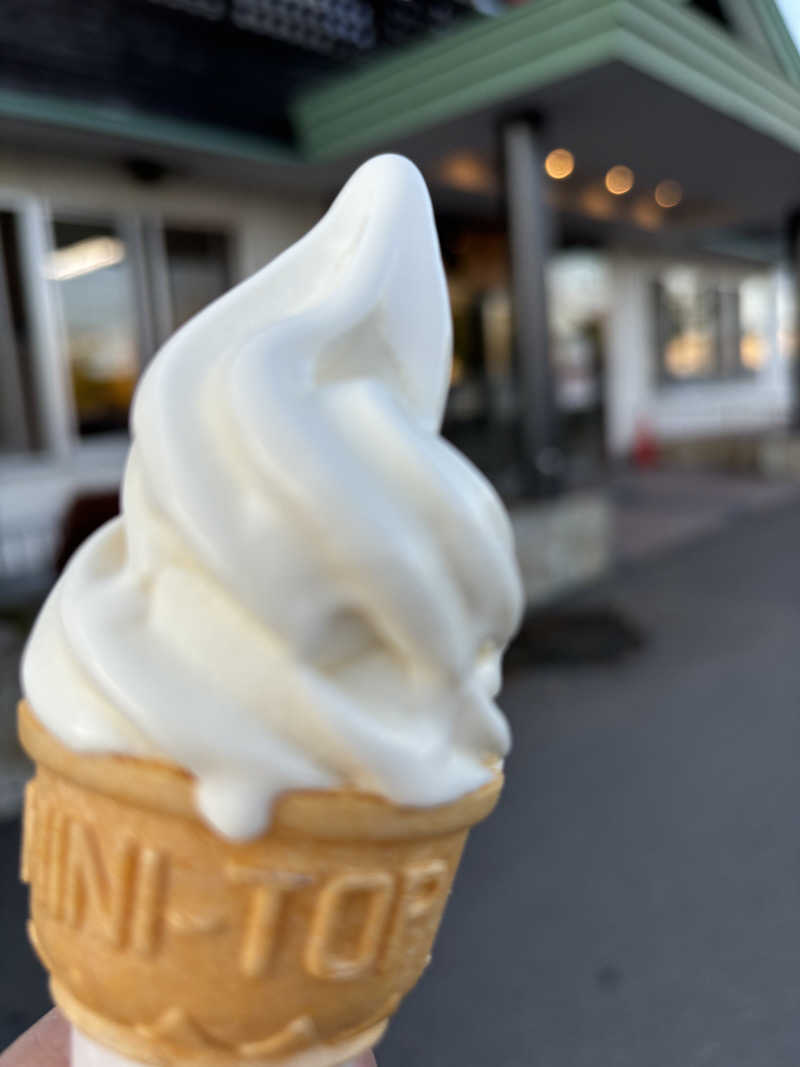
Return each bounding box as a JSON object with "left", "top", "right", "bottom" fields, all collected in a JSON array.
[{"left": 605, "top": 253, "right": 793, "bottom": 457}]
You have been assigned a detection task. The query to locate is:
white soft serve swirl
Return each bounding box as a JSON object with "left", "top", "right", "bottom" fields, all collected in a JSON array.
[{"left": 22, "top": 155, "right": 524, "bottom": 839}]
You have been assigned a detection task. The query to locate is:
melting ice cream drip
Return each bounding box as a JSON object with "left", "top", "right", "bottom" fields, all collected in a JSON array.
[{"left": 22, "top": 155, "right": 524, "bottom": 840}]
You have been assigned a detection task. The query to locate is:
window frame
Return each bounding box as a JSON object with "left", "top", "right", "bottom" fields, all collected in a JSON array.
[
  {"left": 44, "top": 208, "right": 150, "bottom": 441},
  {"left": 0, "top": 194, "right": 72, "bottom": 459},
  {"left": 40, "top": 202, "right": 237, "bottom": 449},
  {"left": 161, "top": 219, "right": 236, "bottom": 331},
  {"left": 653, "top": 264, "right": 773, "bottom": 387}
]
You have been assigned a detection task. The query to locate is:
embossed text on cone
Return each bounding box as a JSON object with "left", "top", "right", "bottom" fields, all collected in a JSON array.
[{"left": 19, "top": 701, "right": 502, "bottom": 1067}]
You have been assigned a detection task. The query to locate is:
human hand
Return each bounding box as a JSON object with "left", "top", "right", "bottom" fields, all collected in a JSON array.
[
  {"left": 0, "top": 1011, "right": 377, "bottom": 1067},
  {"left": 0, "top": 1010, "right": 69, "bottom": 1067}
]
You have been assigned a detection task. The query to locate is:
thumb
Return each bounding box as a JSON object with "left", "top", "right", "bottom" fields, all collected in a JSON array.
[{"left": 0, "top": 1010, "right": 69, "bottom": 1067}]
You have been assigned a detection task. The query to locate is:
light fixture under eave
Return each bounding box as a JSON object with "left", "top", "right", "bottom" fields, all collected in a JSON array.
[
  {"left": 438, "top": 152, "right": 497, "bottom": 194},
  {"left": 605, "top": 165, "right": 634, "bottom": 196},
  {"left": 655, "top": 179, "right": 683, "bottom": 209},
  {"left": 544, "top": 148, "right": 575, "bottom": 180},
  {"left": 44, "top": 236, "right": 126, "bottom": 281}
]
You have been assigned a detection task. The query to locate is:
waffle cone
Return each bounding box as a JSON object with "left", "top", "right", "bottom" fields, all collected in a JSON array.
[{"left": 18, "top": 701, "right": 502, "bottom": 1067}]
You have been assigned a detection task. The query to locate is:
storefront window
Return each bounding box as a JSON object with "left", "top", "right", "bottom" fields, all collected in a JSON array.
[
  {"left": 441, "top": 225, "right": 518, "bottom": 485},
  {"left": 655, "top": 268, "right": 718, "bottom": 381},
  {"left": 548, "top": 252, "right": 610, "bottom": 471},
  {"left": 655, "top": 267, "right": 768, "bottom": 383},
  {"left": 738, "top": 275, "right": 771, "bottom": 372},
  {"left": 549, "top": 253, "right": 609, "bottom": 412},
  {"left": 44, "top": 219, "right": 234, "bottom": 439},
  {"left": 47, "top": 219, "right": 140, "bottom": 436},
  {"left": 164, "top": 228, "right": 232, "bottom": 330}
]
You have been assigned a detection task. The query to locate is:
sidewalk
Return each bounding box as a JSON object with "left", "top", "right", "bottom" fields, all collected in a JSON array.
[{"left": 613, "top": 467, "right": 800, "bottom": 563}]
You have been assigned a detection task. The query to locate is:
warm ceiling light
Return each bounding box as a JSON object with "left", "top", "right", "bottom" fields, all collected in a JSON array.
[
  {"left": 605, "top": 165, "right": 634, "bottom": 195},
  {"left": 544, "top": 148, "right": 575, "bottom": 180},
  {"left": 655, "top": 179, "right": 683, "bottom": 208},
  {"left": 438, "top": 152, "right": 496, "bottom": 194},
  {"left": 44, "top": 236, "right": 125, "bottom": 281}
]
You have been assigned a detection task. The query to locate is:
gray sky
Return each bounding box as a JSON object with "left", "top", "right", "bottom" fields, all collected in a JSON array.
[{"left": 776, "top": 0, "right": 800, "bottom": 49}]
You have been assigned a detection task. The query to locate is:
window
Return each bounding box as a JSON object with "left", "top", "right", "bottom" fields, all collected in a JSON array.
[
  {"left": 655, "top": 267, "right": 770, "bottom": 383},
  {"left": 0, "top": 210, "right": 38, "bottom": 453},
  {"left": 738, "top": 275, "right": 771, "bottom": 372},
  {"left": 440, "top": 223, "right": 518, "bottom": 487},
  {"left": 45, "top": 217, "right": 233, "bottom": 439},
  {"left": 47, "top": 219, "right": 141, "bottom": 436},
  {"left": 549, "top": 252, "right": 610, "bottom": 413},
  {"left": 164, "top": 227, "right": 232, "bottom": 330},
  {"left": 655, "top": 269, "right": 717, "bottom": 381}
]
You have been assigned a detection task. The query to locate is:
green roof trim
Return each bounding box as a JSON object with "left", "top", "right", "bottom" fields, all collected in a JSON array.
[
  {"left": 293, "top": 0, "right": 619, "bottom": 157},
  {"left": 293, "top": 0, "right": 800, "bottom": 160},
  {"left": 750, "top": 0, "right": 800, "bottom": 86},
  {"left": 618, "top": 0, "right": 800, "bottom": 150},
  {"left": 720, "top": 0, "right": 785, "bottom": 75},
  {"left": 0, "top": 86, "right": 299, "bottom": 167}
]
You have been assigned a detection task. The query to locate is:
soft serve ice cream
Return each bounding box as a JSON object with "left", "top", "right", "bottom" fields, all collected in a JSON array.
[{"left": 22, "top": 154, "right": 523, "bottom": 840}]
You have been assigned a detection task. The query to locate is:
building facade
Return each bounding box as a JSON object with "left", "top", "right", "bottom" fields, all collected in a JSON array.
[{"left": 2, "top": 0, "right": 800, "bottom": 588}]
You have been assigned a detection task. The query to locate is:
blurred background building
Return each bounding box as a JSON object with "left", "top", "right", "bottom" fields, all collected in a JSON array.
[{"left": 2, "top": 0, "right": 800, "bottom": 600}]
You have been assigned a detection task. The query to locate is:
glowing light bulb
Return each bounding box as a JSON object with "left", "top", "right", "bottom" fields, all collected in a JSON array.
[
  {"left": 605, "top": 165, "right": 634, "bottom": 195},
  {"left": 544, "top": 148, "right": 575, "bottom": 180}
]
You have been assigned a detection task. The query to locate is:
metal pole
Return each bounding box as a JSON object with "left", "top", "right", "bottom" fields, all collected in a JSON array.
[{"left": 503, "top": 117, "right": 562, "bottom": 495}]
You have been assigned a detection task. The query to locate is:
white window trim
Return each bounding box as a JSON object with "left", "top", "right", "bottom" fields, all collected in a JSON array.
[
  {"left": 0, "top": 192, "right": 74, "bottom": 459},
  {"left": 2, "top": 196, "right": 239, "bottom": 463}
]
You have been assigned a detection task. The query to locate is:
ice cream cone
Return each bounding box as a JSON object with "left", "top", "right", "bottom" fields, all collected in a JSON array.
[{"left": 18, "top": 700, "right": 502, "bottom": 1067}]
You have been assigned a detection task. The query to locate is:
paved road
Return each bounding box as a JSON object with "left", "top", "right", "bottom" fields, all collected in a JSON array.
[
  {"left": 4, "top": 499, "right": 800, "bottom": 1064},
  {"left": 380, "top": 498, "right": 800, "bottom": 1067}
]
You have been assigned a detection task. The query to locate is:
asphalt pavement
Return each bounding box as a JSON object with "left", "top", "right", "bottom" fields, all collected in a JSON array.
[
  {"left": 380, "top": 496, "right": 800, "bottom": 1067},
  {"left": 4, "top": 496, "right": 800, "bottom": 1065}
]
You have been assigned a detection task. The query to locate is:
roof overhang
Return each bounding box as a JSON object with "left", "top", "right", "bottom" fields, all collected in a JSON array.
[{"left": 290, "top": 0, "right": 800, "bottom": 239}]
